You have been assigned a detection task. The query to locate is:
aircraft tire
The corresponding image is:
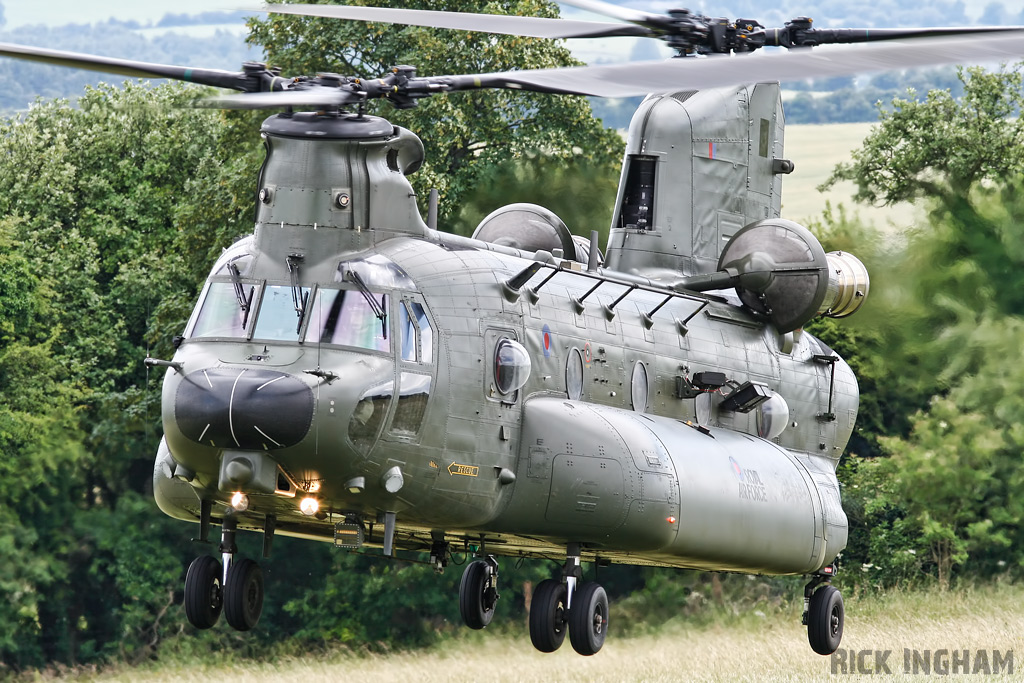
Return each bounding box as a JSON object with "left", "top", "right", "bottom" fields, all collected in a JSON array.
[
  {"left": 568, "top": 581, "right": 608, "bottom": 656},
  {"left": 184, "top": 555, "right": 223, "bottom": 630},
  {"left": 529, "top": 579, "right": 568, "bottom": 653},
  {"left": 224, "top": 558, "right": 264, "bottom": 631},
  {"left": 459, "top": 559, "right": 496, "bottom": 629},
  {"left": 807, "top": 585, "right": 844, "bottom": 655}
]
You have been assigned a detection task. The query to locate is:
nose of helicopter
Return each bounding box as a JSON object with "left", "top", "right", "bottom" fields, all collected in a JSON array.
[{"left": 174, "top": 368, "right": 314, "bottom": 450}]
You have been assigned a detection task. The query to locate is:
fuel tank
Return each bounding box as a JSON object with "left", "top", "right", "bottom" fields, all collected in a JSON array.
[{"left": 493, "top": 397, "right": 846, "bottom": 574}]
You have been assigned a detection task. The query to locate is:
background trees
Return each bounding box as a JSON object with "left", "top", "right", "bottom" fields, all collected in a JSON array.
[
  {"left": 2, "top": 0, "right": 1024, "bottom": 673},
  {"left": 811, "top": 64, "right": 1024, "bottom": 590}
]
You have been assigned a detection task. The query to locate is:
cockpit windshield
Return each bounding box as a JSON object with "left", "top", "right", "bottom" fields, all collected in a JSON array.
[
  {"left": 191, "top": 282, "right": 254, "bottom": 338},
  {"left": 307, "top": 288, "right": 390, "bottom": 352},
  {"left": 252, "top": 285, "right": 309, "bottom": 342},
  {"left": 188, "top": 279, "right": 394, "bottom": 354}
]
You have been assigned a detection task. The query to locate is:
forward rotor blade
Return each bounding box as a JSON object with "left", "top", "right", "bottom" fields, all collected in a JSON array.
[
  {"left": 258, "top": 3, "right": 651, "bottom": 39},
  {"left": 0, "top": 42, "right": 250, "bottom": 90},
  {"left": 558, "top": 0, "right": 667, "bottom": 28},
  {"left": 462, "top": 30, "right": 1024, "bottom": 98},
  {"left": 201, "top": 88, "right": 358, "bottom": 109}
]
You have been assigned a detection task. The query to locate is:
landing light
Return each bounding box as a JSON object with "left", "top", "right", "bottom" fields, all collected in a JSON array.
[
  {"left": 300, "top": 497, "right": 319, "bottom": 516},
  {"left": 230, "top": 492, "right": 249, "bottom": 512}
]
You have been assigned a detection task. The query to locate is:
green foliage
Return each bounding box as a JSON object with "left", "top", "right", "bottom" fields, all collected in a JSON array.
[
  {"left": 282, "top": 552, "right": 554, "bottom": 648},
  {"left": 0, "top": 83, "right": 256, "bottom": 670},
  {"left": 820, "top": 64, "right": 1024, "bottom": 205},
  {"left": 815, "top": 64, "right": 1024, "bottom": 587},
  {"left": 245, "top": 0, "right": 623, "bottom": 224},
  {"left": 450, "top": 154, "right": 619, "bottom": 240}
]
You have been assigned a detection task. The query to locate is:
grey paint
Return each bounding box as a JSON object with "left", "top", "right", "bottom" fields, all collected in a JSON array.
[{"left": 154, "top": 101, "right": 859, "bottom": 576}]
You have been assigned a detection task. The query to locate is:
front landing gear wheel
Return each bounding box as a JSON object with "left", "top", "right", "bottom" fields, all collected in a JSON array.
[
  {"left": 459, "top": 558, "right": 498, "bottom": 629},
  {"left": 530, "top": 579, "right": 568, "bottom": 653},
  {"left": 568, "top": 581, "right": 608, "bottom": 656},
  {"left": 807, "top": 585, "right": 844, "bottom": 655},
  {"left": 184, "top": 555, "right": 222, "bottom": 629},
  {"left": 224, "top": 558, "right": 264, "bottom": 631}
]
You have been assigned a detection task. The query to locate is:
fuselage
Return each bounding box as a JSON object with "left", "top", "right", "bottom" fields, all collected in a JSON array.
[
  {"left": 156, "top": 226, "right": 855, "bottom": 574},
  {"left": 153, "top": 103, "right": 856, "bottom": 577}
]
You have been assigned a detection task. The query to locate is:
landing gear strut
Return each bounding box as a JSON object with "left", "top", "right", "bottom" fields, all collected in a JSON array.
[
  {"left": 183, "top": 512, "right": 265, "bottom": 631},
  {"left": 803, "top": 569, "right": 844, "bottom": 655},
  {"left": 529, "top": 543, "right": 609, "bottom": 656}
]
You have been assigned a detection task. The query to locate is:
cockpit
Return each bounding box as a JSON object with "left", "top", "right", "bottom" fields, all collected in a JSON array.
[{"left": 184, "top": 253, "right": 431, "bottom": 360}]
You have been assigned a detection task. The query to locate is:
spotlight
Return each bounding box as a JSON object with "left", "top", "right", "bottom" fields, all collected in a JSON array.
[{"left": 299, "top": 497, "right": 319, "bottom": 516}]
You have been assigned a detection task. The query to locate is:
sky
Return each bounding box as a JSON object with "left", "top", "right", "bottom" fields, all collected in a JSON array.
[
  {"left": 3, "top": 1, "right": 253, "bottom": 28},
  {"left": 0, "top": 2, "right": 645, "bottom": 64},
  {"left": 4, "top": 1, "right": 1018, "bottom": 29}
]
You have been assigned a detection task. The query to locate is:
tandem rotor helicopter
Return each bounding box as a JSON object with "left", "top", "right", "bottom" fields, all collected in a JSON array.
[{"left": 3, "top": 0, "right": 1024, "bottom": 658}]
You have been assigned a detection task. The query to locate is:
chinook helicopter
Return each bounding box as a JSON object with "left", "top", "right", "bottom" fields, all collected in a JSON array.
[{"left": 2, "top": 0, "right": 1023, "bottom": 659}]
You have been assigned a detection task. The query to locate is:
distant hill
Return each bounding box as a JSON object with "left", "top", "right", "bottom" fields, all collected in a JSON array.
[
  {"left": 1, "top": 1, "right": 1022, "bottom": 123},
  {"left": 0, "top": 14, "right": 256, "bottom": 113}
]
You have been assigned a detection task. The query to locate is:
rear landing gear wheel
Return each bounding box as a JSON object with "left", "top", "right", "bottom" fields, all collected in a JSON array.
[
  {"left": 807, "top": 585, "right": 844, "bottom": 655},
  {"left": 184, "top": 555, "right": 222, "bottom": 630},
  {"left": 224, "top": 557, "right": 264, "bottom": 631},
  {"left": 459, "top": 558, "right": 498, "bottom": 629},
  {"left": 530, "top": 579, "right": 568, "bottom": 653},
  {"left": 568, "top": 581, "right": 608, "bottom": 656}
]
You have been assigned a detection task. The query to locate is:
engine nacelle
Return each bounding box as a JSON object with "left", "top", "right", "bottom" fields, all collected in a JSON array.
[
  {"left": 703, "top": 218, "right": 870, "bottom": 332},
  {"left": 472, "top": 202, "right": 598, "bottom": 263},
  {"left": 820, "top": 250, "right": 870, "bottom": 318}
]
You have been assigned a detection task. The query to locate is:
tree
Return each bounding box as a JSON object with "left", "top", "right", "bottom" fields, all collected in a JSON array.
[
  {"left": 820, "top": 64, "right": 1024, "bottom": 207},
  {"left": 813, "top": 60, "right": 1024, "bottom": 588},
  {"left": 245, "top": 0, "right": 624, "bottom": 228},
  {"left": 0, "top": 83, "right": 259, "bottom": 669}
]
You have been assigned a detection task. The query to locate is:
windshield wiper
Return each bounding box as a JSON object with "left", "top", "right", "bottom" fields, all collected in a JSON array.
[
  {"left": 227, "top": 262, "right": 253, "bottom": 329},
  {"left": 346, "top": 270, "right": 388, "bottom": 340},
  {"left": 287, "top": 253, "right": 309, "bottom": 333}
]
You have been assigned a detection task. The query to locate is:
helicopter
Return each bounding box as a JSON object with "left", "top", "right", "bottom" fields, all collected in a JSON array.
[{"left": 2, "top": 0, "right": 1023, "bottom": 659}]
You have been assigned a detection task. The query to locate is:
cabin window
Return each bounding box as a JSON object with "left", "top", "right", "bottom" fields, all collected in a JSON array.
[
  {"left": 399, "top": 301, "right": 433, "bottom": 363},
  {"left": 392, "top": 372, "right": 431, "bottom": 436},
  {"left": 307, "top": 288, "right": 390, "bottom": 352},
  {"left": 252, "top": 285, "right": 309, "bottom": 342},
  {"left": 631, "top": 361, "right": 649, "bottom": 413},
  {"left": 756, "top": 393, "right": 790, "bottom": 440},
  {"left": 191, "top": 281, "right": 256, "bottom": 339},
  {"left": 349, "top": 381, "right": 392, "bottom": 453},
  {"left": 494, "top": 338, "right": 531, "bottom": 396},
  {"left": 566, "top": 347, "right": 584, "bottom": 400}
]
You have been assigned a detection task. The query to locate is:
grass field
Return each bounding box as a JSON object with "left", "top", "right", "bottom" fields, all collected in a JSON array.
[
  {"left": 82, "top": 583, "right": 1024, "bottom": 682},
  {"left": 782, "top": 122, "right": 922, "bottom": 230}
]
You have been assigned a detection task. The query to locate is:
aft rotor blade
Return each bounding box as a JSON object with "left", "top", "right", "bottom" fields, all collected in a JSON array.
[
  {"left": 0, "top": 42, "right": 250, "bottom": 90},
  {"left": 768, "top": 25, "right": 1024, "bottom": 47},
  {"left": 461, "top": 30, "right": 1024, "bottom": 98},
  {"left": 258, "top": 3, "right": 651, "bottom": 39}
]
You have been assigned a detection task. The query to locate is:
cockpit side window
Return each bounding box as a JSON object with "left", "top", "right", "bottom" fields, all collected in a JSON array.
[
  {"left": 191, "top": 281, "right": 256, "bottom": 339},
  {"left": 307, "top": 288, "right": 390, "bottom": 352},
  {"left": 399, "top": 300, "right": 433, "bottom": 363}
]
